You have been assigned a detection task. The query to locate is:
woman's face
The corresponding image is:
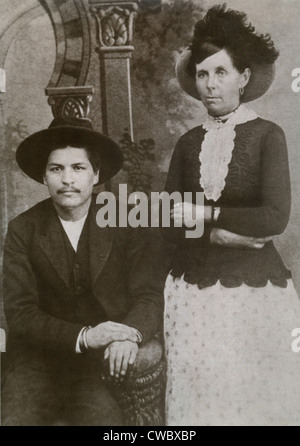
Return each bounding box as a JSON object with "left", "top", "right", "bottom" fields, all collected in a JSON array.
[{"left": 195, "top": 49, "right": 250, "bottom": 117}]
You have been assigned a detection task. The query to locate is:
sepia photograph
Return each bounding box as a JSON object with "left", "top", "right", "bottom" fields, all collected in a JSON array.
[{"left": 0, "top": 0, "right": 300, "bottom": 427}]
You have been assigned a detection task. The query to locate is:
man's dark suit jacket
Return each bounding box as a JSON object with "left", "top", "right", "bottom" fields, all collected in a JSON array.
[{"left": 3, "top": 195, "right": 164, "bottom": 368}]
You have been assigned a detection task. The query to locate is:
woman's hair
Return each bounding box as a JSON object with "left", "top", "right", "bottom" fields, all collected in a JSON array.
[{"left": 187, "top": 4, "right": 279, "bottom": 76}]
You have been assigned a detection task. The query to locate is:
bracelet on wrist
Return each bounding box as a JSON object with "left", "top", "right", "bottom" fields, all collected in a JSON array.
[
  {"left": 80, "top": 326, "right": 92, "bottom": 352},
  {"left": 213, "top": 207, "right": 221, "bottom": 222}
]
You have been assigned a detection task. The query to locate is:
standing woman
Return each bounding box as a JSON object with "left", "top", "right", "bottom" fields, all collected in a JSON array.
[{"left": 163, "top": 5, "right": 300, "bottom": 426}]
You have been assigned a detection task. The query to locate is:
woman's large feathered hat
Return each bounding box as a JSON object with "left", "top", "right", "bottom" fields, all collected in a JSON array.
[
  {"left": 176, "top": 4, "right": 279, "bottom": 103},
  {"left": 16, "top": 117, "right": 123, "bottom": 185}
]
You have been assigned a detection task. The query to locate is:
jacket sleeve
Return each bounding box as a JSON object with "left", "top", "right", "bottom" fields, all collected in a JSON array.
[
  {"left": 121, "top": 227, "right": 173, "bottom": 345},
  {"left": 160, "top": 138, "right": 186, "bottom": 243},
  {"left": 3, "top": 220, "right": 83, "bottom": 353},
  {"left": 161, "top": 137, "right": 211, "bottom": 245},
  {"left": 216, "top": 125, "right": 291, "bottom": 237}
]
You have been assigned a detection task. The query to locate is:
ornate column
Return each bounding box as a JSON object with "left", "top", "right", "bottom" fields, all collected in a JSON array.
[
  {"left": 46, "top": 86, "right": 94, "bottom": 119},
  {"left": 89, "top": 0, "right": 139, "bottom": 142}
]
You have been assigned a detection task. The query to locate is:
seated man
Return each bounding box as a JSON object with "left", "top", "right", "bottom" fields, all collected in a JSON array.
[{"left": 2, "top": 117, "right": 163, "bottom": 426}]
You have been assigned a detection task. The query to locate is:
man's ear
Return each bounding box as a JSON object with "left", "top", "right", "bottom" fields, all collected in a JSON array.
[
  {"left": 93, "top": 169, "right": 100, "bottom": 185},
  {"left": 43, "top": 174, "right": 47, "bottom": 186}
]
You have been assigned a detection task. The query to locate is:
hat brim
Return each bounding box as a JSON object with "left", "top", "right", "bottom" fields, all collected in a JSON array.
[
  {"left": 16, "top": 126, "right": 123, "bottom": 185},
  {"left": 176, "top": 49, "right": 275, "bottom": 103}
]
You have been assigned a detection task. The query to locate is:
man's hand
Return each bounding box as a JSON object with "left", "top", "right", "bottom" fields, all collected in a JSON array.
[
  {"left": 86, "top": 321, "right": 140, "bottom": 350},
  {"left": 104, "top": 340, "right": 139, "bottom": 378},
  {"left": 210, "top": 228, "right": 272, "bottom": 249}
]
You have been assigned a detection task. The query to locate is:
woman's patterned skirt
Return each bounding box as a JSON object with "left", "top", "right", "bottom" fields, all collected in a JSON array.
[{"left": 164, "top": 275, "right": 300, "bottom": 426}]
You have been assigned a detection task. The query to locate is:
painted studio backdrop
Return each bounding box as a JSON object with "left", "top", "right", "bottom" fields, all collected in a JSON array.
[{"left": 0, "top": 0, "right": 300, "bottom": 331}]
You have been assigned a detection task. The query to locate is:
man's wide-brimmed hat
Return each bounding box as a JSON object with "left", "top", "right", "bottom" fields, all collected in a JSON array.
[
  {"left": 16, "top": 117, "right": 123, "bottom": 185},
  {"left": 176, "top": 48, "right": 275, "bottom": 103}
]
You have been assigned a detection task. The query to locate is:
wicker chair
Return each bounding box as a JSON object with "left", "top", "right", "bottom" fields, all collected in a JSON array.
[{"left": 102, "top": 337, "right": 166, "bottom": 426}]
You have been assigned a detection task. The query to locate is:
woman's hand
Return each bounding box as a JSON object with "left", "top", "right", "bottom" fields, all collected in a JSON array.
[
  {"left": 210, "top": 228, "right": 272, "bottom": 249},
  {"left": 171, "top": 203, "right": 212, "bottom": 227}
]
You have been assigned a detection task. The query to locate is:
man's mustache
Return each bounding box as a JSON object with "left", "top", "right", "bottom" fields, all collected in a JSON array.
[{"left": 57, "top": 189, "right": 80, "bottom": 194}]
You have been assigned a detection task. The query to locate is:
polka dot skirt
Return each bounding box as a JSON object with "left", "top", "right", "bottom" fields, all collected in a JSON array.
[{"left": 164, "top": 276, "right": 300, "bottom": 426}]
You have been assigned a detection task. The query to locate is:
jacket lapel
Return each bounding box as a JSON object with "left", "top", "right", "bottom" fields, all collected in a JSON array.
[
  {"left": 88, "top": 198, "right": 113, "bottom": 287},
  {"left": 38, "top": 201, "right": 70, "bottom": 289},
  {"left": 37, "top": 196, "right": 112, "bottom": 290}
]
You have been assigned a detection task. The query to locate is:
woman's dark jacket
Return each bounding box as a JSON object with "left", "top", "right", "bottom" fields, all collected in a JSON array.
[{"left": 164, "top": 118, "right": 292, "bottom": 289}]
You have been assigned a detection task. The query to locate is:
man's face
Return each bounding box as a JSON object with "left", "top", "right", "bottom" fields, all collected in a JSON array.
[{"left": 43, "top": 146, "right": 99, "bottom": 212}]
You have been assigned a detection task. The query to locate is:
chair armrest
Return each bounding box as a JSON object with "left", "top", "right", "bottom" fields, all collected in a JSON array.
[{"left": 102, "top": 337, "right": 165, "bottom": 425}]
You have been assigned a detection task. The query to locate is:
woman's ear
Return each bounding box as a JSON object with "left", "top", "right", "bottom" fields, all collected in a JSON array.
[{"left": 240, "top": 67, "right": 251, "bottom": 88}]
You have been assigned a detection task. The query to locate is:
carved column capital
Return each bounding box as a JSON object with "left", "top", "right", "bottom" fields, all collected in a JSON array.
[
  {"left": 88, "top": 0, "right": 140, "bottom": 144},
  {"left": 46, "top": 86, "right": 94, "bottom": 119},
  {"left": 89, "top": 1, "right": 139, "bottom": 51}
]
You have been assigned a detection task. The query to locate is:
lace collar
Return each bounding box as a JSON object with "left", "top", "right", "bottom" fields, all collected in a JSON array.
[{"left": 199, "top": 104, "right": 258, "bottom": 202}]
